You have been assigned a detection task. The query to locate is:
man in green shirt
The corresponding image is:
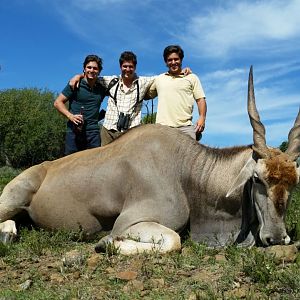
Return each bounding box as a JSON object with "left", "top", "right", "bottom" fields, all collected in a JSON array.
[{"left": 54, "top": 54, "right": 106, "bottom": 155}]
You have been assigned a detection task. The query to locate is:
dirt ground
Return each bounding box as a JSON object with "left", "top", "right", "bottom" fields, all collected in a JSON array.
[{"left": 1, "top": 239, "right": 299, "bottom": 299}]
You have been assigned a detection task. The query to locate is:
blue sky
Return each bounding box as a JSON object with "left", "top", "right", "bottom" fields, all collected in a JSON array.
[{"left": 1, "top": 0, "right": 299, "bottom": 147}]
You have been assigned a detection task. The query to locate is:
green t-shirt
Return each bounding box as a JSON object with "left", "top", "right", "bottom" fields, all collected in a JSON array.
[{"left": 62, "top": 78, "right": 106, "bottom": 131}]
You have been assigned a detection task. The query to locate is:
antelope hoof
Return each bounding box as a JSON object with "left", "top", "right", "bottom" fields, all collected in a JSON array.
[
  {"left": 0, "top": 232, "right": 16, "bottom": 244},
  {"left": 0, "top": 220, "right": 17, "bottom": 244}
]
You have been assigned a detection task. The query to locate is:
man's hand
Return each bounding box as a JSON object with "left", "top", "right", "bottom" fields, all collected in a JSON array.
[
  {"left": 69, "top": 74, "right": 84, "bottom": 89},
  {"left": 182, "top": 67, "right": 192, "bottom": 76},
  {"left": 67, "top": 113, "right": 83, "bottom": 126},
  {"left": 195, "top": 97, "right": 207, "bottom": 136},
  {"left": 195, "top": 116, "right": 205, "bottom": 133}
]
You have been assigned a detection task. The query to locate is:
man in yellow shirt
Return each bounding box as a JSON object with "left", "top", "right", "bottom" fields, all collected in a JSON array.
[{"left": 147, "top": 45, "right": 207, "bottom": 140}]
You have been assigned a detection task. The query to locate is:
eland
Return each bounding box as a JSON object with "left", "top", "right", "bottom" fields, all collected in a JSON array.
[{"left": 0, "top": 67, "right": 299, "bottom": 254}]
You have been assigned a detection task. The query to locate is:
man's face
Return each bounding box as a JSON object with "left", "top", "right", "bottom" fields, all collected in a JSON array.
[
  {"left": 166, "top": 52, "right": 182, "bottom": 75},
  {"left": 121, "top": 60, "right": 136, "bottom": 80},
  {"left": 84, "top": 61, "right": 100, "bottom": 80}
]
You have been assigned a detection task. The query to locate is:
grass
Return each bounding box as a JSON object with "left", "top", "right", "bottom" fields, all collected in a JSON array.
[
  {"left": 0, "top": 166, "right": 300, "bottom": 299},
  {"left": 1, "top": 230, "right": 300, "bottom": 299}
]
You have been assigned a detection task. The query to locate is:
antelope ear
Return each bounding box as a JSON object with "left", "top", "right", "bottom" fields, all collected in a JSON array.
[{"left": 226, "top": 156, "right": 256, "bottom": 197}]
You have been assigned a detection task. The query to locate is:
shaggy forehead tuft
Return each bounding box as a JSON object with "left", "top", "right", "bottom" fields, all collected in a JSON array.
[
  {"left": 265, "top": 154, "right": 298, "bottom": 186},
  {"left": 263, "top": 152, "right": 298, "bottom": 216}
]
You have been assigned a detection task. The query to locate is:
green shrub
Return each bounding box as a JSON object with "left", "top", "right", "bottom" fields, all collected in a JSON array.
[
  {"left": 142, "top": 112, "right": 156, "bottom": 124},
  {"left": 0, "top": 88, "right": 65, "bottom": 168},
  {"left": 279, "top": 141, "right": 288, "bottom": 152},
  {"left": 0, "top": 166, "right": 22, "bottom": 192},
  {"left": 286, "top": 184, "right": 300, "bottom": 240}
]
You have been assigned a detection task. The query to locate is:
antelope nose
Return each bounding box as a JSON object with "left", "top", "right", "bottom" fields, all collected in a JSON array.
[
  {"left": 283, "top": 234, "right": 291, "bottom": 245},
  {"left": 95, "top": 242, "right": 107, "bottom": 253}
]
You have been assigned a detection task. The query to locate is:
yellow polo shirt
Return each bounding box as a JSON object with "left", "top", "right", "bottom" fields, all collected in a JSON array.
[{"left": 148, "top": 73, "right": 205, "bottom": 127}]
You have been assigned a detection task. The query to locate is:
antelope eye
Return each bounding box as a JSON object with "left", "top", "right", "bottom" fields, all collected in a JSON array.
[{"left": 253, "top": 173, "right": 263, "bottom": 184}]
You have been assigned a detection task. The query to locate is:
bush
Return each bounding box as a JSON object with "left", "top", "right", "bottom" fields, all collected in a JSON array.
[
  {"left": 279, "top": 141, "right": 288, "bottom": 152},
  {"left": 286, "top": 184, "right": 300, "bottom": 240},
  {"left": 142, "top": 112, "right": 156, "bottom": 124},
  {"left": 0, "top": 88, "right": 65, "bottom": 168},
  {"left": 0, "top": 166, "right": 22, "bottom": 192}
]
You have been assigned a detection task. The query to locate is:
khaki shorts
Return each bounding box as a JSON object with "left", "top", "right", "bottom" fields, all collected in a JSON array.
[
  {"left": 177, "top": 125, "right": 195, "bottom": 139},
  {"left": 100, "top": 126, "right": 123, "bottom": 146},
  {"left": 177, "top": 125, "right": 202, "bottom": 141}
]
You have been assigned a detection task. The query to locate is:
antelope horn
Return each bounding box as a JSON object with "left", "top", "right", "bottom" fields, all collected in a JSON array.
[
  {"left": 247, "top": 66, "right": 269, "bottom": 158},
  {"left": 285, "top": 107, "right": 300, "bottom": 160}
]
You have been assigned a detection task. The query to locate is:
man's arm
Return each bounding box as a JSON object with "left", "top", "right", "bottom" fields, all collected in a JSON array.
[
  {"left": 54, "top": 93, "right": 83, "bottom": 126},
  {"left": 195, "top": 97, "right": 207, "bottom": 133},
  {"left": 69, "top": 74, "right": 84, "bottom": 89},
  {"left": 144, "top": 79, "right": 158, "bottom": 100},
  {"left": 69, "top": 74, "right": 115, "bottom": 90}
]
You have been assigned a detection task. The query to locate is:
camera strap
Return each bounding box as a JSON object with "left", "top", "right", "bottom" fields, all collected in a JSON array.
[
  {"left": 112, "top": 82, "right": 120, "bottom": 106},
  {"left": 69, "top": 78, "right": 82, "bottom": 110},
  {"left": 131, "top": 81, "right": 141, "bottom": 111},
  {"left": 106, "top": 77, "right": 120, "bottom": 99},
  {"left": 127, "top": 81, "right": 142, "bottom": 119},
  {"left": 111, "top": 80, "right": 141, "bottom": 117}
]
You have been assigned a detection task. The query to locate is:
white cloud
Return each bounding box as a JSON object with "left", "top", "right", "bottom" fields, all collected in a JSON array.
[
  {"left": 193, "top": 63, "right": 300, "bottom": 147},
  {"left": 182, "top": 0, "right": 300, "bottom": 58}
]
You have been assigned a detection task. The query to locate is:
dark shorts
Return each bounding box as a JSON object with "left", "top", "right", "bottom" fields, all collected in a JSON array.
[{"left": 65, "top": 129, "right": 100, "bottom": 155}]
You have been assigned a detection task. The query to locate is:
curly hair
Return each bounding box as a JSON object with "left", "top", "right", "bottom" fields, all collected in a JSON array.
[
  {"left": 119, "top": 51, "right": 137, "bottom": 66},
  {"left": 83, "top": 55, "right": 103, "bottom": 72},
  {"left": 163, "top": 45, "right": 184, "bottom": 62}
]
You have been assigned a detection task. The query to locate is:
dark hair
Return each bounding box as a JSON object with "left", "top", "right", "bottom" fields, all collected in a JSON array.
[
  {"left": 163, "top": 45, "right": 184, "bottom": 62},
  {"left": 119, "top": 51, "right": 137, "bottom": 66},
  {"left": 83, "top": 55, "right": 103, "bottom": 72}
]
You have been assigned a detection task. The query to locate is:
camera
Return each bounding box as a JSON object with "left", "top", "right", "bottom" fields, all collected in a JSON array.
[{"left": 117, "top": 112, "right": 130, "bottom": 131}]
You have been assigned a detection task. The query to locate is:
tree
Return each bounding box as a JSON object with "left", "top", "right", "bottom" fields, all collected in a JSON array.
[
  {"left": 142, "top": 112, "right": 157, "bottom": 124},
  {"left": 142, "top": 99, "right": 156, "bottom": 124},
  {"left": 279, "top": 141, "right": 288, "bottom": 152},
  {"left": 0, "top": 88, "right": 65, "bottom": 168}
]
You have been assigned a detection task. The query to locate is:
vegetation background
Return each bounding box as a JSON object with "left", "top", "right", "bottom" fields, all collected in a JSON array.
[
  {"left": 0, "top": 88, "right": 299, "bottom": 299},
  {"left": 0, "top": 89, "right": 65, "bottom": 168}
]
